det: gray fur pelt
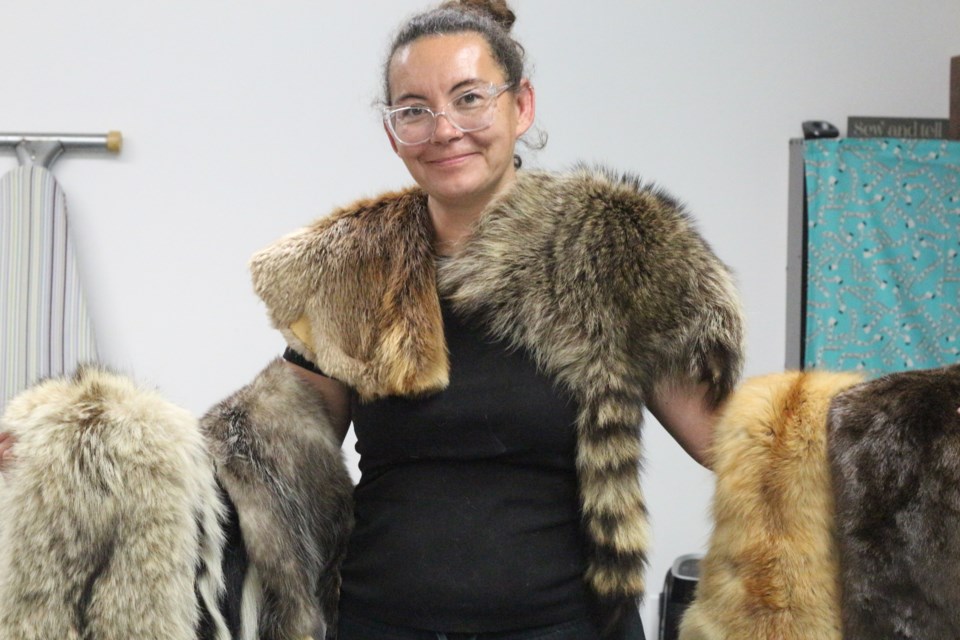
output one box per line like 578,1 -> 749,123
201,358 -> 354,640
249,166 -> 745,620
0,366 -> 229,640
827,363 -> 960,639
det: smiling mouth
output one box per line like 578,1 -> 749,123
428,153 -> 476,166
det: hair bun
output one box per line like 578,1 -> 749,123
445,0 -> 516,31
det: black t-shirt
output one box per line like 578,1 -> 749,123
290,299 -> 591,633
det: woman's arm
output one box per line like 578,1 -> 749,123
647,379 -> 723,469
284,362 -> 352,446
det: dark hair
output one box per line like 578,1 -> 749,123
382,0 -> 525,104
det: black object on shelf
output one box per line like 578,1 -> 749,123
802,120 -> 839,140
658,554 -> 701,640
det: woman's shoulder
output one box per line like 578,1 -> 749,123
249,184 -> 430,326
514,165 -> 691,223
310,184 -> 427,233
251,185 -> 425,264
500,165 -> 702,251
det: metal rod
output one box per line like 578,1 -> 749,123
0,131 -> 122,168
785,138 -> 806,370
951,55 -> 959,141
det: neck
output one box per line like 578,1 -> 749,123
428,170 -> 518,257
429,199 -> 484,257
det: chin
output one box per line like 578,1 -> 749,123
424,171 -> 489,202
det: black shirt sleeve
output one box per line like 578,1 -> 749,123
282,346 -> 326,377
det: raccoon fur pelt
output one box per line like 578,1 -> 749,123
679,370 -> 863,640
201,358 -> 354,640
0,366 -> 229,640
249,166 -> 745,618
828,363 -> 960,639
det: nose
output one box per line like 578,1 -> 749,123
430,112 -> 463,144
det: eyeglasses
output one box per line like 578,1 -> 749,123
383,82 -> 514,145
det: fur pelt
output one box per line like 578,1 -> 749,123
679,370 -> 862,640
201,358 -> 354,640
249,167 -> 745,615
0,366 -> 229,640
827,364 -> 960,639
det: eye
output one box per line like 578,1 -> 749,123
394,106 -> 430,122
453,90 -> 486,110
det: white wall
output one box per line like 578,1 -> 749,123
3,1 -> 958,634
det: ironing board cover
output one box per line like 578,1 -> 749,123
1,166 -> 98,411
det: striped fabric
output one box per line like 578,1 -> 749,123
1,166 -> 97,411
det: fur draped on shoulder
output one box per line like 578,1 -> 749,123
438,167 -> 743,404
679,370 -> 862,640
0,366 -> 228,640
249,166 -> 745,615
201,358 -> 354,640
438,167 -> 745,608
828,364 -> 960,639
250,188 -> 447,400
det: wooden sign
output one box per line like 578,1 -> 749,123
847,117 -> 949,139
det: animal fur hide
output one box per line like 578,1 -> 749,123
201,358 -> 354,640
249,166 -> 745,616
828,364 -> 960,639
679,370 -> 862,640
0,366 -> 229,640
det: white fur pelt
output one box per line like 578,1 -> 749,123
0,366 -> 229,640
201,358 -> 354,640
679,370 -> 862,640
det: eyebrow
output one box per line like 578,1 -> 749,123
393,78 -> 485,104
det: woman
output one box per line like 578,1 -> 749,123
1,1 -> 742,638
250,1 -> 744,638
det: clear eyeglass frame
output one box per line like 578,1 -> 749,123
383,82 -> 514,145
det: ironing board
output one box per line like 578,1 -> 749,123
0,132 -> 120,411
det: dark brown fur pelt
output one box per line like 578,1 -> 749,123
679,370 -> 862,640
201,358 -> 354,640
249,167 -> 745,621
827,364 -> 960,640
0,366 -> 229,640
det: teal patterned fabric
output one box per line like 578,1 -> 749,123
803,138 -> 960,374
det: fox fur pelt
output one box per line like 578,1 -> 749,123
0,366 -> 229,640
828,364 -> 960,639
201,358 -> 354,640
679,370 -> 863,640
249,166 -> 745,616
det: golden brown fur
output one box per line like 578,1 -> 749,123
679,371 -> 862,640
250,166 -> 745,622
250,190 -> 448,400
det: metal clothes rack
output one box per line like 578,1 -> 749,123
0,131 -> 122,168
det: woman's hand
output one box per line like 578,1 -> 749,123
0,431 -> 16,475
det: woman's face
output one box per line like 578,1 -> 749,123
386,32 -> 534,214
